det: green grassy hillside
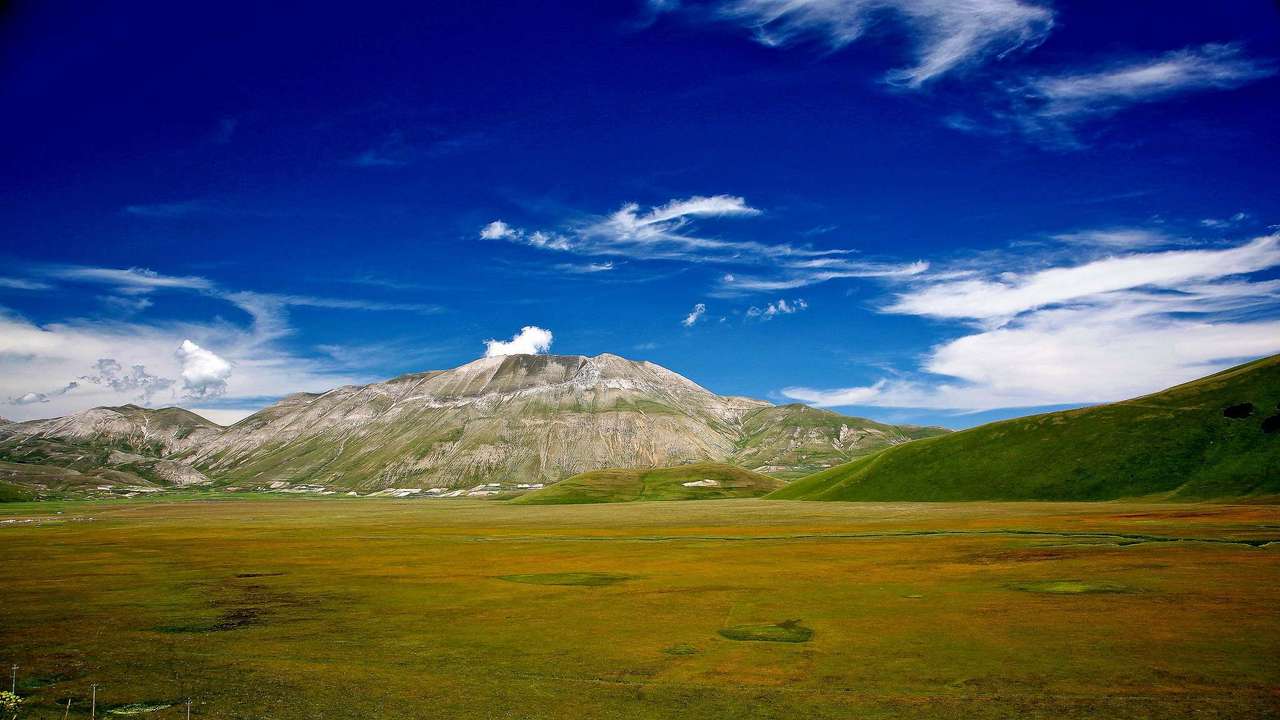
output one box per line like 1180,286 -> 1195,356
730,404 -> 948,478
771,354 -> 1280,502
511,463 -> 784,504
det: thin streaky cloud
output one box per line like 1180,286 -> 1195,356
122,199 -> 209,218
782,231 -> 1280,411
482,194 -> 926,293
0,277 -> 52,290
886,235 -> 1280,321
984,44 -> 1276,147
654,0 -> 1054,87
47,265 -> 214,292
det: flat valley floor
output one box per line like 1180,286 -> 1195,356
2,498 -> 1278,719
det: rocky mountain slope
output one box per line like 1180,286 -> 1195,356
1,353 -> 945,495
0,405 -> 219,499
772,354 -> 1280,502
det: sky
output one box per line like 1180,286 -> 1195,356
1,1 -> 1278,429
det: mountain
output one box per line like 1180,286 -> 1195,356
771,354 -> 1280,502
734,403 -> 948,478
0,405 -> 220,499
0,353 -> 945,496
511,463 -> 784,505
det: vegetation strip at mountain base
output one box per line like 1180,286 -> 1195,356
2,498 -> 1277,719
510,463 -> 783,504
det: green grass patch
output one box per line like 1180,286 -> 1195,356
661,644 -> 700,655
1010,580 -> 1133,595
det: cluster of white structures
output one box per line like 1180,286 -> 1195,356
246,480 -> 545,498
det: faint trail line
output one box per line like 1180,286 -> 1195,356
493,670 -> 1270,703
463,529 -> 1278,547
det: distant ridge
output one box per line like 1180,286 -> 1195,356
771,354 -> 1280,502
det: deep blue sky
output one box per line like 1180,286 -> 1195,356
2,1 -> 1278,427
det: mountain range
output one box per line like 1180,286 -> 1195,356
4,352 -> 1276,504
0,353 -> 945,499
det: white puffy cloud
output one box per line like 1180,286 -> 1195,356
747,297 -> 808,319
480,220 -> 516,240
656,0 -> 1054,86
484,326 -> 554,357
682,303 -> 707,327
784,232 -> 1280,411
80,358 -> 173,402
175,340 -> 233,399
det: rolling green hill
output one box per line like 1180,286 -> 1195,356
511,463 -> 784,504
730,404 -> 948,478
771,354 -> 1280,502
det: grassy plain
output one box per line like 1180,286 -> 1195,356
1,497 -> 1278,719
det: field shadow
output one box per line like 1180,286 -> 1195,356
497,572 -> 633,587
718,619 -> 813,643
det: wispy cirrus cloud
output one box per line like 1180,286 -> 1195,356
353,131 -> 415,167
957,44 -> 1277,147
784,232 -> 1280,411
352,129 -> 487,168
0,277 -> 52,291
122,200 -> 210,218
1201,211 -> 1249,230
885,235 -> 1280,322
1050,227 -> 1177,249
46,265 -> 214,293
481,194 -> 925,292
555,261 -> 616,274
653,0 -> 1053,86
717,256 -> 928,294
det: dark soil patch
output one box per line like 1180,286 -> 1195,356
967,549 -> 1070,564
153,607 -> 262,633
1262,414 -> 1280,434
498,572 -> 633,587
234,572 -> 287,578
719,619 -> 813,643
